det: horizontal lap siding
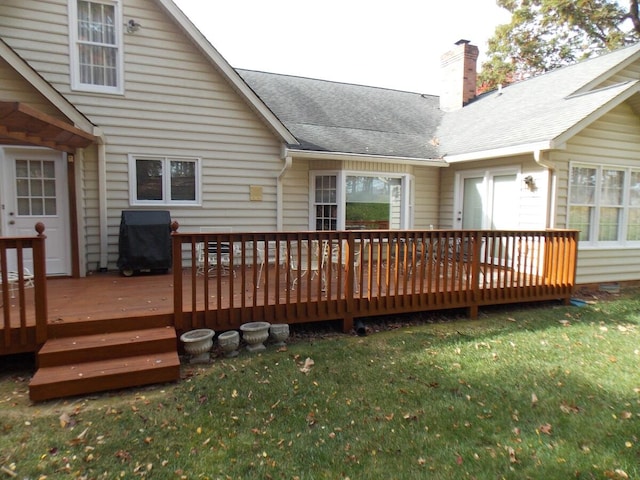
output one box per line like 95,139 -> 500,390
1,0 -> 283,270
556,102 -> 640,284
413,166 -> 440,228
0,59 -> 68,120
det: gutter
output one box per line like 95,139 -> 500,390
534,149 -> 557,229
276,154 -> 293,231
284,148 -> 447,167
444,141 -> 558,163
95,129 -> 108,271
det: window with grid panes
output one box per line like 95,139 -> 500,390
314,175 -> 337,230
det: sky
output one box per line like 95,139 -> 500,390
173,0 -> 512,95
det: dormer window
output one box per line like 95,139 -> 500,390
69,0 -> 123,94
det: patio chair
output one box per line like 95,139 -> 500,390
446,237 -> 485,281
0,267 -> 34,303
330,239 -> 364,291
287,240 -> 328,290
196,227 -> 239,277
255,241 -> 287,288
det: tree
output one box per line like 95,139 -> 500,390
478,0 -> 640,92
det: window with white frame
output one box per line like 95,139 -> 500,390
311,172 -> 410,230
69,0 -> 123,94
129,155 -> 201,206
568,164 -> 640,244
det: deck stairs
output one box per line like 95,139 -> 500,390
29,326 -> 181,402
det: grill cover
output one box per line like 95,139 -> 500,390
117,210 -> 171,274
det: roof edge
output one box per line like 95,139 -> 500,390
0,39 -> 94,132
572,43 -> 640,96
157,0 -> 298,146
285,148 -> 448,167
444,141 -> 558,163
553,81 -> 640,147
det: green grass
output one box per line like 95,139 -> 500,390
1,294 -> 639,479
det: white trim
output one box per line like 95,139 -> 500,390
288,148 -> 447,167
128,154 -> 202,206
572,44 -> 640,95
444,141 -> 557,163
68,0 -> 124,95
553,81 -> 640,147
568,161 -> 640,248
309,170 -> 413,230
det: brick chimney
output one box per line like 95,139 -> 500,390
440,39 -> 479,112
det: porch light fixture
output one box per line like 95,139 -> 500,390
126,19 -> 141,34
524,175 -> 536,191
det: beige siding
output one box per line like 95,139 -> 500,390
595,60 -> 640,88
413,166 -> 440,228
0,58 -> 69,119
552,101 -> 640,284
0,0 -> 284,271
283,160 -> 312,231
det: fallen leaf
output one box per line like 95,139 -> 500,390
531,393 -> 538,407
507,446 -> 518,463
59,412 -> 72,428
539,423 -> 552,435
299,357 -> 314,374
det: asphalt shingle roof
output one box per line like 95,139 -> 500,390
238,70 -> 443,159
238,43 -> 640,161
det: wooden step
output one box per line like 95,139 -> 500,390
29,351 -> 180,402
37,327 -> 177,367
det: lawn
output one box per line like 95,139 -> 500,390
0,291 -> 638,479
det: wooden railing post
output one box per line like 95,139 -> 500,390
343,233 -> 355,333
32,223 -> 48,345
171,221 -> 184,330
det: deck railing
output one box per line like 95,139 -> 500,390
0,223 -> 47,352
171,228 -> 578,333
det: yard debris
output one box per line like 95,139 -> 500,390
299,357 -> 314,374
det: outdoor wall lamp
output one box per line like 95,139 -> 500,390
524,175 -> 536,191
126,19 -> 141,34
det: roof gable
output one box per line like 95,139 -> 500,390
156,0 -> 297,146
439,43 -> 640,160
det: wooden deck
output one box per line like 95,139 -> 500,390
1,228 -> 578,401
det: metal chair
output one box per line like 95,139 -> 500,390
287,240 -> 328,290
196,227 -> 238,277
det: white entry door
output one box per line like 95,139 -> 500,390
1,148 -> 70,275
456,169 -> 520,268
456,169 -> 519,229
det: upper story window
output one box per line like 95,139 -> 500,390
129,155 -> 201,206
69,0 -> 123,94
568,163 -> 640,245
311,172 -> 411,230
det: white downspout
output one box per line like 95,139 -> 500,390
96,130 -> 108,270
277,154 -> 292,231
534,149 -> 556,228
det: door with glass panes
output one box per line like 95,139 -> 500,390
1,148 -> 70,275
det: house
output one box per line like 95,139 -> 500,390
1,1 -> 639,286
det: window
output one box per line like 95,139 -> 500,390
129,155 -> 201,206
569,164 -> 640,245
69,0 -> 123,94
314,175 -> 337,230
15,159 -> 57,216
312,172 -> 410,230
